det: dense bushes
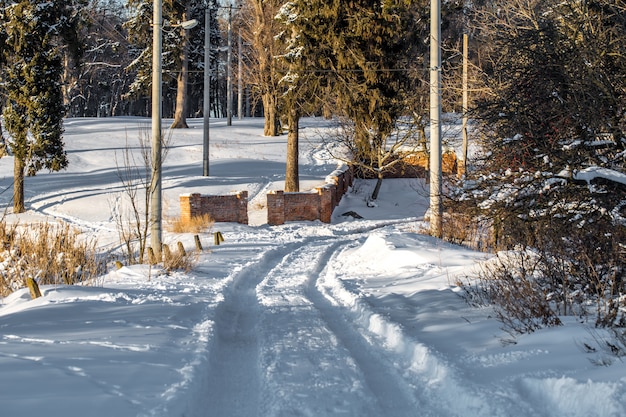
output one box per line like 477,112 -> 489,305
452,0 -> 626,332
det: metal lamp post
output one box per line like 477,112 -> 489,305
429,0 -> 443,238
151,0 -> 163,257
203,5 -> 211,176
151,0 -> 198,257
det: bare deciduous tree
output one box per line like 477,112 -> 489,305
239,0 -> 283,137
112,126 -> 173,264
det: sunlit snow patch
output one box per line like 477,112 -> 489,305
343,233 -> 428,274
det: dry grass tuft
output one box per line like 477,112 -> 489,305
167,214 -> 214,234
0,221 -> 105,297
162,243 -> 198,273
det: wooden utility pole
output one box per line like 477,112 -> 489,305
238,30 -> 243,120
203,5 -> 211,176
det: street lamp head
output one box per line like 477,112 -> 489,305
180,19 -> 199,30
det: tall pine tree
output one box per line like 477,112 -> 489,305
281,0 -> 429,197
1,0 -> 79,213
275,1 -> 327,191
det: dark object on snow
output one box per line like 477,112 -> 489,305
342,211 -> 364,219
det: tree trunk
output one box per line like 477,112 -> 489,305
250,0 -> 282,137
171,26 -> 190,129
371,172 -> 383,201
285,107 -> 299,192
13,156 -> 25,213
0,120 -> 3,155
262,92 -> 280,136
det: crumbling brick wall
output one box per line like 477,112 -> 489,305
180,165 -> 354,226
179,191 -> 248,225
267,165 -> 353,225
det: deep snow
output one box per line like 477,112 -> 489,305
0,117 -> 624,417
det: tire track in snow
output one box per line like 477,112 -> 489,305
255,239 -> 426,417
203,247 -> 286,417
202,240 -> 331,416
303,242 -> 432,417
317,244 -> 515,417
200,226 -> 388,417
256,241 -> 377,416
201,224 -> 435,416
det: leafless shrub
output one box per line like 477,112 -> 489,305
527,222 -> 625,328
471,251 -> 562,334
311,117 -> 426,201
112,126 -> 173,264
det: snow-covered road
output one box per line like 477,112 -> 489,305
187,221 -> 625,417
207,235 -> 422,417
168,219 -> 611,417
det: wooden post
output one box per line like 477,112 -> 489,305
163,244 -> 172,261
26,278 -> 42,299
194,235 -> 203,251
148,247 -> 157,265
177,241 -> 186,257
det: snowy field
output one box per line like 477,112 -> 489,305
0,117 -> 624,417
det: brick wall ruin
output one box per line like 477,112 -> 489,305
180,152 -> 468,227
179,191 -> 248,225
266,165 -> 353,225
401,150 -> 459,175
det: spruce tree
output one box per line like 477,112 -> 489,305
1,0 -> 76,213
281,0 -> 429,197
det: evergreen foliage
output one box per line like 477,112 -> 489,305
0,0 -> 80,212
460,0 -> 626,327
275,0 -> 430,196
281,0 -> 429,157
